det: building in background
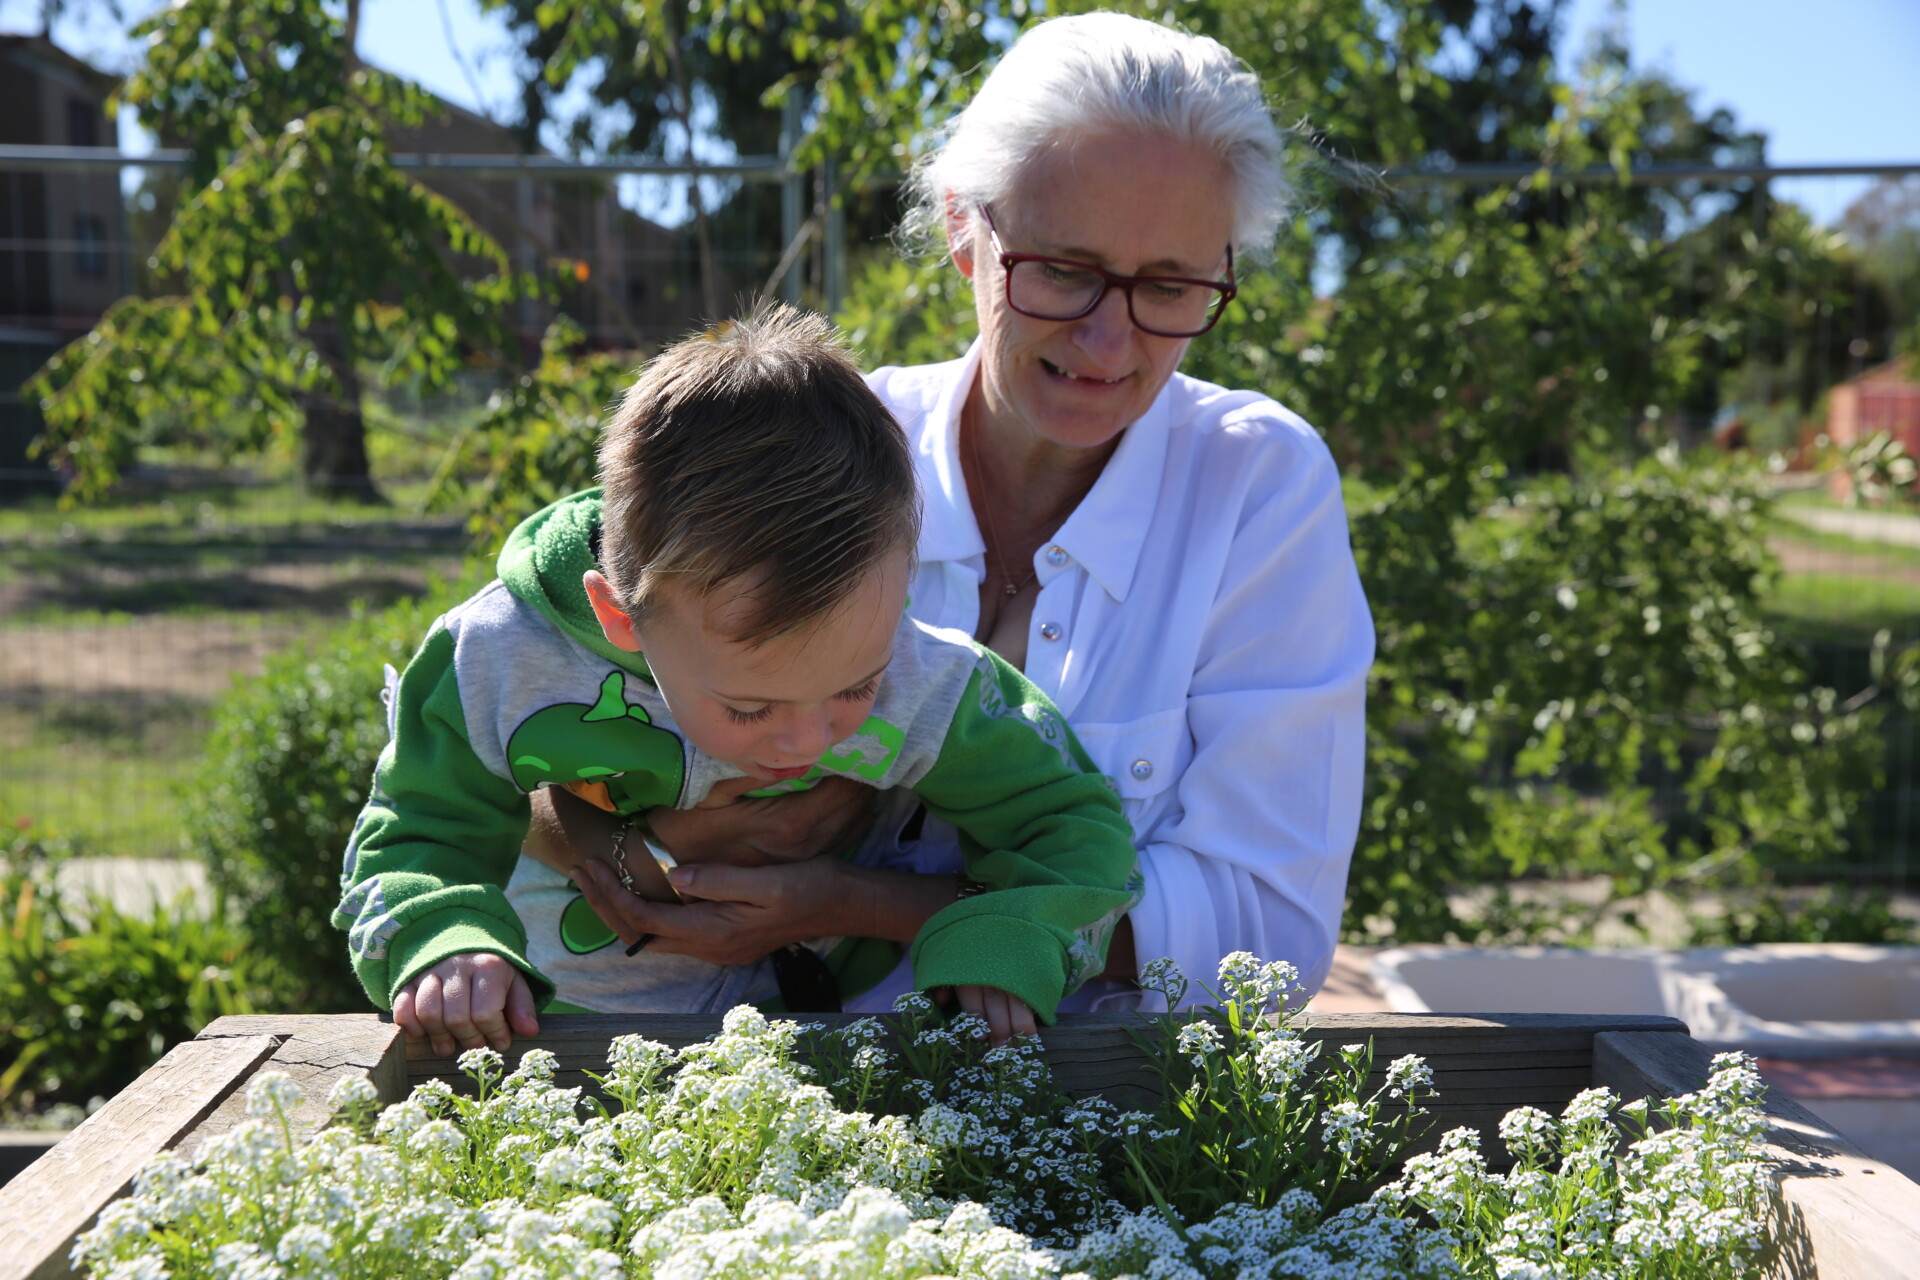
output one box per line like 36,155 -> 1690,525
386,97 -> 709,352
1828,358 -> 1920,456
0,34 -> 124,494
0,36 -> 713,497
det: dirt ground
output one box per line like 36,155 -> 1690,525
0,524 -> 467,701
0,561 -> 452,703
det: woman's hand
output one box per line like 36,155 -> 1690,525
524,779 -> 879,945
651,775 -> 877,866
573,859 -> 960,966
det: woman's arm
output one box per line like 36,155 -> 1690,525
555,847 -> 960,963
1130,427 -> 1373,1002
521,778 -> 880,937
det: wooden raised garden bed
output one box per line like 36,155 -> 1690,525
1,1011 -> 1916,1279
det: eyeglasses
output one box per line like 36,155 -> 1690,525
980,206 -> 1237,338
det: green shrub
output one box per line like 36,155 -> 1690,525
0,822 -> 265,1117
183,568 -> 485,1011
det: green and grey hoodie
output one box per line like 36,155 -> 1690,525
334,488 -> 1141,1021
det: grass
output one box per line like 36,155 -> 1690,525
1763,573 -> 1920,640
0,700 -> 207,858
1,457 -> 477,858
0,477 -> 448,542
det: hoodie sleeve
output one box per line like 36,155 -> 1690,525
906,653 -> 1141,1022
333,622 -> 553,1011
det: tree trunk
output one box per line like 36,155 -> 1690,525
300,319 -> 383,502
659,3 -> 722,320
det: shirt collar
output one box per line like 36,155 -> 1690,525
916,338 -> 1172,604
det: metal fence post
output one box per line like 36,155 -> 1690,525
824,152 -> 844,317
780,95 -> 804,307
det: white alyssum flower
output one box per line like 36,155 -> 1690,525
244,1072 -> 305,1120
1385,1054 -> 1434,1099
1320,1100 -> 1374,1158
61,960 -> 1776,1280
323,1074 -> 379,1113
1176,1020 -> 1223,1066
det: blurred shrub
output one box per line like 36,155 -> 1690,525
0,822 -> 263,1118
1834,431 -> 1919,508
183,569 -> 484,1011
1689,885 -> 1917,946
428,317 -> 637,548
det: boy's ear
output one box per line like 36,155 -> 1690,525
583,570 -> 642,652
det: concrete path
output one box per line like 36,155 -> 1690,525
51,857 -> 212,918
1778,504 -> 1920,548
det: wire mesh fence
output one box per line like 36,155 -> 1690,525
3,155 -> 1919,905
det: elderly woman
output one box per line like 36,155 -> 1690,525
526,12 -> 1372,1032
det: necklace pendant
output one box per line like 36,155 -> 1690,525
1004,582 -> 1020,597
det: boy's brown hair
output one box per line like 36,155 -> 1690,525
597,304 -> 920,646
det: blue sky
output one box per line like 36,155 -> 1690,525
5,0 -> 1916,226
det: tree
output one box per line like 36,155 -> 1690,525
28,0 -> 530,500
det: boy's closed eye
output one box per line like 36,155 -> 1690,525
722,675 -> 882,727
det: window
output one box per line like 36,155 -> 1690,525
67,99 -> 99,149
74,215 -> 106,278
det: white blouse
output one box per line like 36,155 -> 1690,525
850,341 -> 1375,1012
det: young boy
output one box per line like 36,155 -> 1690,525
334,305 -> 1141,1052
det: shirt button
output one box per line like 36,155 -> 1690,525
1130,759 -> 1154,781
1039,621 -> 1063,641
1045,545 -> 1069,566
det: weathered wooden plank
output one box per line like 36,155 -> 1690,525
1594,1030 -> 1920,1280
0,1034 -> 280,1280
179,1015 -> 408,1156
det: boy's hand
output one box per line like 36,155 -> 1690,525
394,953 -> 540,1058
946,985 -> 1039,1046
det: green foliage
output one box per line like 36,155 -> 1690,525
0,823 -> 264,1118
27,0 -> 534,499
184,569 -> 487,1010
1834,431 -> 1918,508
1688,885 -> 1917,946
430,318 -> 640,547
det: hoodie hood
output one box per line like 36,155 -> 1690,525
497,487 -> 653,678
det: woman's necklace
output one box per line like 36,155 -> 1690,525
965,411 -> 1037,599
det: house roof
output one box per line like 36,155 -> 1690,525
0,33 -> 119,96
1841,357 -> 1917,389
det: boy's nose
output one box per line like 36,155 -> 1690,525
774,707 -> 838,762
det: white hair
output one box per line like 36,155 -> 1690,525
906,13 -> 1288,258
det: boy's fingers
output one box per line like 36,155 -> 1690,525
437,967 -> 485,1056
985,989 -> 1015,1046
393,986 -> 422,1039
506,972 -> 541,1039
953,984 -> 988,1032
412,974 -> 457,1059
468,962 -> 516,1052
1010,997 -> 1039,1042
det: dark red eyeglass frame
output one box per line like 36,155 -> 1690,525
979,205 -> 1238,337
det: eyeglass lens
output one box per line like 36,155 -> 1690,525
1007,260 -> 1228,336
